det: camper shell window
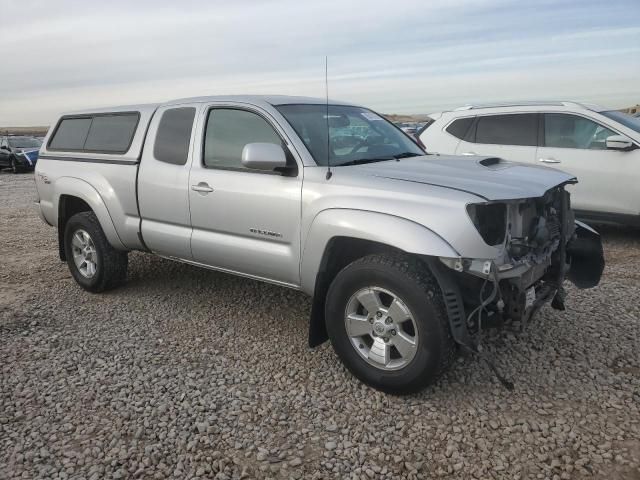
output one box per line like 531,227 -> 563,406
48,112 -> 140,154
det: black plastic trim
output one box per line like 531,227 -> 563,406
537,112 -> 545,147
38,155 -> 137,165
423,258 -> 473,347
566,222 -> 605,288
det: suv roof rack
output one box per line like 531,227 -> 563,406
454,100 -> 590,111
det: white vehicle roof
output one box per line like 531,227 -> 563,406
446,100 -> 608,114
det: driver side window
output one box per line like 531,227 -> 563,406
203,108 -> 282,170
544,114 -> 616,150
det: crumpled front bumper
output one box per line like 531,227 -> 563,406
437,218 -> 604,330
428,213 -> 605,390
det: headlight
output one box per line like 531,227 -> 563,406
467,203 -> 507,246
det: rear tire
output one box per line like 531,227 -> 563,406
64,211 -> 128,292
325,253 -> 455,394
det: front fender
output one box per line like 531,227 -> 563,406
300,208 -> 459,295
52,177 -> 126,250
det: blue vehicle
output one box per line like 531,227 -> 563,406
0,135 -> 42,173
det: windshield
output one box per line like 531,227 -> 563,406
600,111 -> 640,134
8,136 -> 42,148
276,104 -> 424,166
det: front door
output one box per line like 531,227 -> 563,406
538,113 -> 640,216
188,105 -> 303,287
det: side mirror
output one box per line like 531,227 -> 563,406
606,134 -> 635,151
241,143 -> 287,171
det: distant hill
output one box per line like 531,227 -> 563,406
0,126 -> 49,136
383,114 -> 432,123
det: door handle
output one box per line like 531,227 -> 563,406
191,183 -> 214,193
461,152 -> 477,156
539,158 -> 561,164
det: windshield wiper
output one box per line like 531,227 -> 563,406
336,157 -> 395,166
335,152 -> 423,167
392,152 -> 423,159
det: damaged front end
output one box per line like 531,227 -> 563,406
438,183 -> 604,338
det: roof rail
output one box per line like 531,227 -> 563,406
454,100 -> 590,111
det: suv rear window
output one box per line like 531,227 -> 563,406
445,117 -> 474,140
49,113 -> 139,153
475,114 -> 537,146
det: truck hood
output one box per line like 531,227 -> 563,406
353,155 -> 576,201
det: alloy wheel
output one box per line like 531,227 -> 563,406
71,229 -> 98,278
344,286 -> 419,371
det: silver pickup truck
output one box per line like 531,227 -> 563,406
35,95 -> 604,393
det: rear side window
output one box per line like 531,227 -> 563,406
203,108 -> 281,170
445,117 -> 474,140
49,113 -> 139,153
84,115 -> 139,152
49,118 -> 92,150
475,114 -> 537,146
153,107 -> 196,165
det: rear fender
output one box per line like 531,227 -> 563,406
54,177 -> 126,251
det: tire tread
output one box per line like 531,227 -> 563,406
347,253 -> 456,377
326,252 -> 456,394
65,211 -> 128,292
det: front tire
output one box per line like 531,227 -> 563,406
325,254 -> 455,394
64,211 -> 128,292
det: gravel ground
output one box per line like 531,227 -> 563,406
1,171 -> 639,480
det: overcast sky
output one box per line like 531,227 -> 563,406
1,0 -> 639,126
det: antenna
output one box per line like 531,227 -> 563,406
325,56 -> 332,180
